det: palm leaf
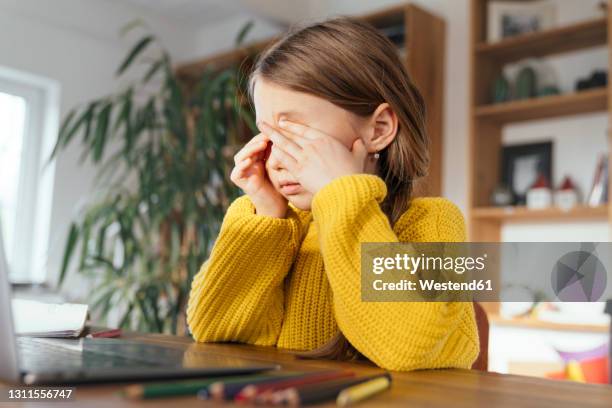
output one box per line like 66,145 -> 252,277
116,35 -> 154,76
58,223 -> 79,287
235,20 -> 254,46
143,58 -> 165,84
92,102 -> 112,162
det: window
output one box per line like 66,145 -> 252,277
0,67 -> 59,283
0,92 -> 26,268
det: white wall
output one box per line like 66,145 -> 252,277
0,0 -> 203,290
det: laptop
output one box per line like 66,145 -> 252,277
0,220 -> 277,385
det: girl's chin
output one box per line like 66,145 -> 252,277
286,194 -> 313,211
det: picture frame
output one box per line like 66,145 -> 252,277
488,0 -> 557,42
500,142 -> 553,205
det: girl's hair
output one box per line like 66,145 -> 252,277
247,17 -> 428,361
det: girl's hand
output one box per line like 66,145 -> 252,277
230,133 -> 288,218
259,120 -> 369,195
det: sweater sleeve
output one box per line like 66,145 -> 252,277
187,195 -> 302,346
311,174 -> 479,371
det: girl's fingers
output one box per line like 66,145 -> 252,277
260,122 -> 304,159
233,157 -> 258,180
232,157 -> 252,176
234,138 -> 269,164
277,119 -> 321,141
237,156 -> 252,169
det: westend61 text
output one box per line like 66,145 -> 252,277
372,279 -> 493,291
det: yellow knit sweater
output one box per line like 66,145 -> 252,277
187,174 -> 479,371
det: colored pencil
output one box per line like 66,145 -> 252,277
122,377 -> 227,399
336,373 -> 392,406
271,373 -> 391,406
200,372 -> 307,401
122,372 -> 299,400
234,370 -> 355,404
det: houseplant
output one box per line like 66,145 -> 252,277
52,22 -> 257,335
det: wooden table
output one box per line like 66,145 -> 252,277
2,332 -> 612,407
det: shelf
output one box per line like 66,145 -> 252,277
471,205 -> 608,222
475,18 -> 607,63
474,88 -> 608,124
489,314 -> 609,333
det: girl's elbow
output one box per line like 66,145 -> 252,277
370,348 -> 476,372
361,333 -> 480,372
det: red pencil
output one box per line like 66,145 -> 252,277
234,370 -> 354,404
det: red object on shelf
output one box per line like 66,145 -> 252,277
558,176 -> 576,191
531,173 -> 551,189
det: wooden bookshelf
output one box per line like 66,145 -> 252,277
472,205 -> 608,222
176,3 -> 446,197
475,17 -> 607,63
489,313 -> 609,333
469,1 -> 611,242
469,1 -> 612,315
475,87 -> 608,124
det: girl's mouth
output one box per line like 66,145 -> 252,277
279,182 -> 303,195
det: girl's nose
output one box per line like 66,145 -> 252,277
266,145 -> 285,171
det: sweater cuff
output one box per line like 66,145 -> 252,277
311,174 -> 387,219
223,195 -> 302,250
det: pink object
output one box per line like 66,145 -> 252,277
556,343 -> 608,363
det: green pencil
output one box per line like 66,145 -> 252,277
121,373 -> 301,400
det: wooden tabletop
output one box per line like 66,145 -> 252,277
2,332 -> 612,407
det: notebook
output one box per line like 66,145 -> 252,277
12,299 -> 89,338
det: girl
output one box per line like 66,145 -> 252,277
187,17 -> 479,371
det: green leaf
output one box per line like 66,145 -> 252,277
143,59 -> 165,84
112,88 -> 133,133
93,102 -> 112,162
118,303 -> 134,328
116,35 -> 154,76
58,223 -> 79,287
83,102 -> 99,143
62,103 -> 96,149
49,110 -> 77,160
235,20 -> 254,47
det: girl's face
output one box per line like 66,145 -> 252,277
253,79 -> 368,210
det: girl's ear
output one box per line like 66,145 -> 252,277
363,103 -> 398,152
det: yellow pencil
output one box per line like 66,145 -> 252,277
336,373 -> 392,406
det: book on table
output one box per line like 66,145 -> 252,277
12,299 -> 89,338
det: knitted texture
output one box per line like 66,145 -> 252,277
187,174 -> 479,371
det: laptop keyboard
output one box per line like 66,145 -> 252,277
17,337 -> 158,372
